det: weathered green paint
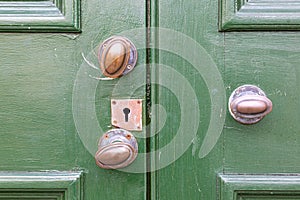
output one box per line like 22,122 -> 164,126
224,32 -> 300,174
1,0 -> 300,199
152,0 -> 300,200
152,0 -> 224,199
0,0 -> 146,199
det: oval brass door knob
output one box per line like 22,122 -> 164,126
95,129 -> 138,169
229,85 -> 273,124
98,36 -> 137,78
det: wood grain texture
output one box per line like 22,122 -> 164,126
67,0 -> 147,198
0,34 -> 77,170
2,0 -> 300,199
155,1 -> 300,200
0,0 -> 146,199
224,32 -> 300,173
153,0 -> 224,199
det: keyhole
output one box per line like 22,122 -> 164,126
123,108 -> 130,122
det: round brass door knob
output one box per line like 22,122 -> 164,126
228,85 -> 273,124
98,36 -> 137,78
95,129 -> 138,169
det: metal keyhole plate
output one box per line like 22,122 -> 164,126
95,129 -> 138,169
111,99 -> 142,131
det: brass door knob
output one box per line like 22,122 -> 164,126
98,36 -> 137,78
228,85 -> 273,124
95,129 -> 138,169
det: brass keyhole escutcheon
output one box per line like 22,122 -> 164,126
98,36 -> 137,78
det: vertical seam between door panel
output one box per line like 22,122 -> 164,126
146,0 -> 152,199
222,32 -> 226,175
146,0 -> 159,199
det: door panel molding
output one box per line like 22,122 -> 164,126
0,171 -> 83,199
0,0 -> 81,32
218,173 -> 300,199
219,0 -> 300,31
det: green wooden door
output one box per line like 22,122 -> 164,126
0,0 -> 147,199
153,0 -> 300,200
1,0 -> 300,199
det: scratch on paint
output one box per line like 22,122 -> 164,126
268,88 -> 287,96
81,52 -> 115,80
192,167 -> 202,193
192,137 -> 200,156
88,74 -> 114,81
60,34 -> 80,40
81,52 -> 99,70
223,126 -> 242,131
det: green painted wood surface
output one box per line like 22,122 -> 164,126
1,0 -> 300,199
153,0 -> 224,199
0,0 -> 146,199
224,33 -> 300,174
153,0 -> 300,200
